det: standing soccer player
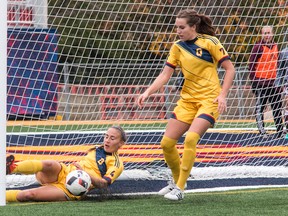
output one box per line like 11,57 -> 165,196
137,9 -> 235,201
6,126 -> 126,202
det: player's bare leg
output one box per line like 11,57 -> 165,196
15,186 -> 67,202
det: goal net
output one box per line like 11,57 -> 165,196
6,0 -> 288,190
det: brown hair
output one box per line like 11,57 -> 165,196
110,125 -> 127,142
177,9 -> 216,36
88,126 -> 127,152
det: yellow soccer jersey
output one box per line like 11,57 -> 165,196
166,34 -> 230,102
79,145 -> 124,186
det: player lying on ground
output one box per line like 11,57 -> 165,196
6,125 -> 126,202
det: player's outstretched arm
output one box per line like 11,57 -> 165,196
137,65 -> 174,109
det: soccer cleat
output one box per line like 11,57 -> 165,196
158,181 -> 176,196
6,155 -> 16,175
164,186 -> 184,201
158,181 -> 188,196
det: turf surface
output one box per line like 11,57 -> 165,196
3,187 -> 288,216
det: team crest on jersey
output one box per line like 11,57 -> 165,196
196,48 -> 202,57
97,158 -> 105,165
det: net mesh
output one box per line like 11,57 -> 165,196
6,0 -> 288,188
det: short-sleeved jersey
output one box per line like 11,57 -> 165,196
166,34 -> 230,102
79,145 -> 124,186
46,145 -> 124,200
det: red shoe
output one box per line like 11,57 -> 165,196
6,155 -> 16,175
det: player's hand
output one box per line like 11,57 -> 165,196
214,94 -> 227,114
137,92 -> 149,109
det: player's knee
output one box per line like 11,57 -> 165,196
42,160 -> 54,168
18,190 -> 38,201
160,136 -> 177,152
184,132 -> 200,149
42,160 -> 59,171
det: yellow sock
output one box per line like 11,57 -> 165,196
13,160 -> 43,174
161,135 -> 180,183
6,190 -> 21,202
177,132 -> 200,190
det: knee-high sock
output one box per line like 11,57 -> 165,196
161,136 -> 180,183
177,132 -> 200,190
6,190 -> 21,202
13,160 -> 43,174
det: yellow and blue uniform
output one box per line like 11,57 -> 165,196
48,145 -> 124,200
166,34 -> 230,125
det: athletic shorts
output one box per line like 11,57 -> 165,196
171,98 -> 219,126
46,163 -> 81,201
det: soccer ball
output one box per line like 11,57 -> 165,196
65,170 -> 92,196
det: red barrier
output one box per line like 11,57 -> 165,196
57,85 -> 167,120
8,6 -> 33,27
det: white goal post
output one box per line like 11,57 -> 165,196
0,0 -> 7,207
3,0 -> 288,201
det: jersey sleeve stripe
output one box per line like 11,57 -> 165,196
103,176 -> 112,185
165,62 -> 176,69
218,55 -> 230,66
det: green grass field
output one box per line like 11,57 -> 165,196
2,188 -> 288,216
